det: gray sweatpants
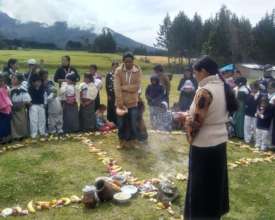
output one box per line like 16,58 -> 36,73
48,113 -> 63,134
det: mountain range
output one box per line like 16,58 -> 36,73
0,11 -> 156,52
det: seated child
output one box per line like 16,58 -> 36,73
255,97 -> 273,151
96,104 -> 116,132
0,74 -> 12,144
155,101 -> 174,131
28,74 -> 47,138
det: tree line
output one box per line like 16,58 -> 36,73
156,6 -> 275,65
0,28 -> 160,55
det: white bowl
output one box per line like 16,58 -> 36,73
113,192 -> 131,204
121,185 -> 138,196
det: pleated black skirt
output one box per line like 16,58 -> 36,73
184,143 -> 229,220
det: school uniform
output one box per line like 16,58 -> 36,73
28,85 -> 47,138
79,82 -> 98,132
244,92 -> 260,143
0,86 -> 12,141
106,71 -> 117,124
10,85 -> 31,139
60,83 -> 79,133
255,106 -> 273,150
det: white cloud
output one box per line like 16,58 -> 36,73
0,0 -> 274,46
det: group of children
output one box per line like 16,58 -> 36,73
224,71 -> 275,151
0,60 -> 116,144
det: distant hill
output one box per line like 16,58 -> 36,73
0,11 -> 157,52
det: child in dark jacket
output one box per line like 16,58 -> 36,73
255,97 -> 273,150
28,74 -> 47,138
145,75 -> 165,129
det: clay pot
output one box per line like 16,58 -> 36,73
82,185 -> 98,209
95,179 -> 115,202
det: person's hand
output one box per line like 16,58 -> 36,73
173,112 -> 188,120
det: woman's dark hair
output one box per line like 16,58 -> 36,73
193,56 -> 239,114
90,64 -> 98,71
63,55 -> 71,62
3,58 -> 17,72
123,51 -> 134,61
7,58 -> 17,68
193,56 -> 219,75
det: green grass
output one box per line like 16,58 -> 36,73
0,49 -> 154,76
0,49 -> 275,219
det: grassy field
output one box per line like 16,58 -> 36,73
0,50 -> 275,220
0,49 -> 155,76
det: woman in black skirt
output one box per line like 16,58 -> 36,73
181,56 -> 238,220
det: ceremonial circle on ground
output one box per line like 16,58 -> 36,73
1,130 -> 275,219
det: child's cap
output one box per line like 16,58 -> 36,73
27,58 -> 37,65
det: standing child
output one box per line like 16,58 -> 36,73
39,70 -> 55,131
233,77 -> 250,139
10,74 -> 31,140
177,69 -> 197,111
28,74 -> 47,138
244,81 -> 260,144
145,75 -> 165,129
89,64 -> 103,110
268,81 -> 275,147
60,73 -> 79,133
96,104 -> 116,132
0,74 -> 12,144
255,97 -> 273,151
79,73 -> 98,132
106,61 -> 119,124
47,86 -> 63,135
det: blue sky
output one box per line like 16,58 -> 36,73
0,0 -> 274,46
